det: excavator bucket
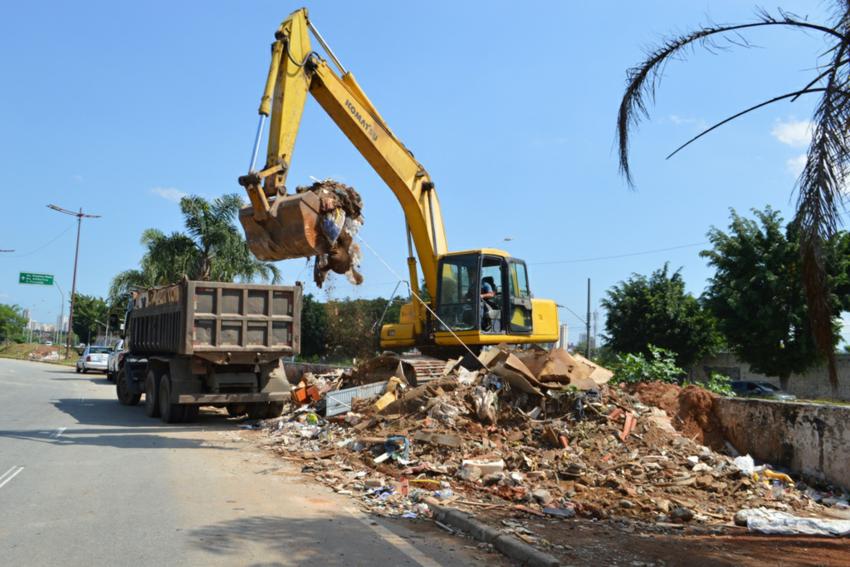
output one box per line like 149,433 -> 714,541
239,191 -> 329,262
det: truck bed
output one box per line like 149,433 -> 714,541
128,280 -> 302,363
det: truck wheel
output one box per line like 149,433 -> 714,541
158,374 -> 186,423
246,403 -> 268,420
144,370 -> 160,418
266,402 -> 285,418
226,404 -> 247,417
183,405 -> 200,422
116,369 -> 141,406
106,370 -> 115,383
75,366 -> 81,374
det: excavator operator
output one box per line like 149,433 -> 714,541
481,276 -> 499,332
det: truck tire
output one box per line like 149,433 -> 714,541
116,369 -> 141,406
246,403 -> 268,420
226,404 -> 247,417
144,370 -> 160,418
158,374 -> 186,423
106,370 -> 115,383
266,402 -> 285,418
182,404 -> 200,422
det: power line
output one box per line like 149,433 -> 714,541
4,224 -> 75,258
530,241 -> 709,266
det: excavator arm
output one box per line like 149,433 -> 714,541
239,8 -> 446,311
239,8 -> 561,351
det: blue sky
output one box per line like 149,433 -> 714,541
0,1 -> 838,340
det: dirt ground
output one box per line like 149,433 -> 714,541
477,511 -> 850,566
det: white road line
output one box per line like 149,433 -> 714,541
346,507 -> 442,567
0,466 -> 23,490
51,427 -> 66,439
0,467 -> 17,484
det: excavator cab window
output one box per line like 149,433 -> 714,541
508,260 -> 533,333
436,254 -> 511,333
436,255 -> 479,331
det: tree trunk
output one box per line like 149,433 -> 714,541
827,357 -> 839,397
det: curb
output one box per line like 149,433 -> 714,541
424,497 -> 561,567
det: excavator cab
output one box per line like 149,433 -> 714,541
380,249 -> 557,353
434,250 -> 534,337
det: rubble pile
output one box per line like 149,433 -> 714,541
260,346 -> 846,531
629,381 -> 727,449
294,180 -> 364,288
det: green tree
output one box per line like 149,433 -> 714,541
616,6 -> 850,388
110,194 -> 280,300
300,294 -> 329,359
71,293 -> 109,344
0,304 -> 28,343
701,207 -> 848,390
323,297 -> 398,361
602,263 -> 719,368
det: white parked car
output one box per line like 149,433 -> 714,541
106,340 -> 126,382
76,345 -> 111,374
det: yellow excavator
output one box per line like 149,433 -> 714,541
238,8 -> 559,355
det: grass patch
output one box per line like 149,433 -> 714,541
0,343 -> 77,366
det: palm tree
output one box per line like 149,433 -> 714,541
110,194 -> 280,301
617,6 -> 850,391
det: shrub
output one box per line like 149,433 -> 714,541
610,345 -> 684,385
690,372 -> 735,397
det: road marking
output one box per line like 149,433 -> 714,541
0,466 -> 23,490
346,507 -> 442,567
50,427 -> 66,439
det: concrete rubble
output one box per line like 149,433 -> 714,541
256,345 -> 850,553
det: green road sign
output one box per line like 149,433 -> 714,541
19,272 -> 54,286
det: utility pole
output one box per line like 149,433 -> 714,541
592,310 -> 599,356
585,278 -> 591,359
48,205 -> 101,359
54,281 -> 65,349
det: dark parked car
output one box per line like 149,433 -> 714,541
730,380 -> 796,401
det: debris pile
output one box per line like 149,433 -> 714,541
294,180 -> 364,288
629,381 -> 727,449
260,346 -> 846,532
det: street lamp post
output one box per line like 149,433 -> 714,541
47,205 -> 101,359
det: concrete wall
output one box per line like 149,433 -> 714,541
716,397 -> 850,490
691,352 -> 850,401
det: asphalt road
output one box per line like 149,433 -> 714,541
0,358 -> 505,566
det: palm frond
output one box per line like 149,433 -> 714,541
618,12 -> 847,185
665,88 -> 827,160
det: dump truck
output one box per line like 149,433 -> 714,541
114,279 -> 302,423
